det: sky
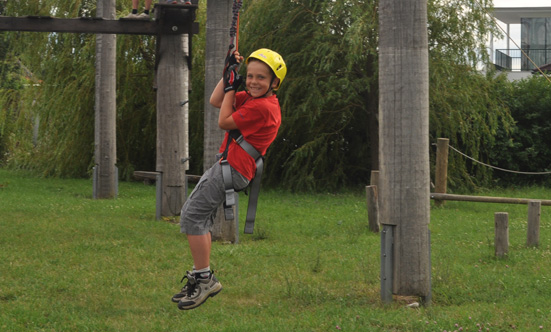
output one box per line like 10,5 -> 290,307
490,1 -> 550,58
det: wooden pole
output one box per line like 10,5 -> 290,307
367,170 -> 380,232
379,0 -> 431,299
494,212 -> 509,258
205,0 -> 236,242
366,185 -> 379,233
94,0 -> 117,199
370,170 -> 380,187
434,138 -> 449,206
527,200 -> 541,247
156,32 -> 188,216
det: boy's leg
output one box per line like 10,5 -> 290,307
171,233 -> 212,303
125,0 -> 140,18
174,161 -> 227,309
144,0 -> 153,11
187,233 -> 211,270
136,0 -> 152,19
177,232 -> 222,310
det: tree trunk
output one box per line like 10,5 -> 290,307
156,32 -> 189,216
94,0 -> 117,199
204,1 -> 236,242
378,0 -> 431,298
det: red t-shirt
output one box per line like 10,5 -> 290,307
218,91 -> 281,180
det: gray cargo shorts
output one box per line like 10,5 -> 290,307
180,160 -> 249,235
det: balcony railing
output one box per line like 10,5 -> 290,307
495,49 -> 551,71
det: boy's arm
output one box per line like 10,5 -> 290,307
209,78 -> 225,108
218,91 -> 238,130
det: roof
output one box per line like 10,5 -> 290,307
532,63 -> 551,73
492,7 -> 551,24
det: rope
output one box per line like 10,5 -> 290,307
472,0 -> 551,84
448,144 -> 551,175
229,0 -> 243,50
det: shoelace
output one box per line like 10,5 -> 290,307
186,279 -> 198,297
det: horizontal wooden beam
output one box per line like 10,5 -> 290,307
430,193 -> 551,206
0,4 -> 199,35
0,16 -> 158,35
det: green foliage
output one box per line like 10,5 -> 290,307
427,0 -> 515,191
238,0 -> 513,191
490,75 -> 551,186
0,0 -> 538,192
240,0 -> 378,191
429,65 -> 514,191
0,1 -> 207,179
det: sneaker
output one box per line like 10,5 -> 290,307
136,12 -> 150,20
177,271 -> 222,310
124,13 -> 139,19
171,272 -> 192,303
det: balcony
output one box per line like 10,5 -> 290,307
495,49 -> 551,72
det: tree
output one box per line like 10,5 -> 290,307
491,75 -> 551,186
0,0 -> 519,195
427,0 -> 513,191
0,0 -> 158,179
238,0 -> 511,192
239,0 -> 379,191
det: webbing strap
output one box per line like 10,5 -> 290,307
221,159 -> 235,220
220,131 -> 264,234
244,157 -> 263,234
234,134 -> 261,161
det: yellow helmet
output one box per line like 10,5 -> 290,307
246,48 -> 287,91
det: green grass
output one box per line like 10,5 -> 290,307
1,169 -> 550,331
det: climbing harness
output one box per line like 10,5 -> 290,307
220,129 -> 264,234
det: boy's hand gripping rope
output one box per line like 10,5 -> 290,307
223,64 -> 243,93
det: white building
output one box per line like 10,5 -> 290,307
490,6 -> 551,80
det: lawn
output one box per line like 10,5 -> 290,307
0,169 -> 550,331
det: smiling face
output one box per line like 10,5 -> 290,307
245,60 -> 279,98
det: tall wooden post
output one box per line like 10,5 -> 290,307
495,212 -> 509,258
435,138 -> 449,206
527,200 -> 541,247
94,0 -> 117,199
204,0 -> 236,242
156,31 -> 189,216
379,0 -> 431,301
366,170 -> 380,233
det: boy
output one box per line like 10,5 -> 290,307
172,48 -> 287,310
